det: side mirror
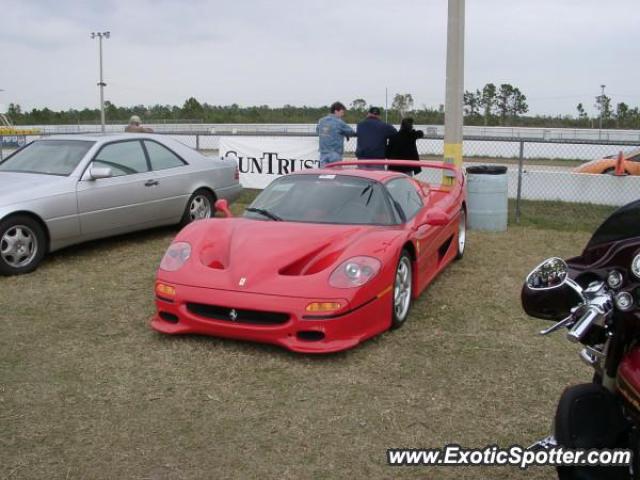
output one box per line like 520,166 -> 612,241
89,166 -> 112,180
214,199 -> 233,217
425,208 -> 449,226
526,257 -> 568,290
522,257 -> 585,321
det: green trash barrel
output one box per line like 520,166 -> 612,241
465,165 -> 508,232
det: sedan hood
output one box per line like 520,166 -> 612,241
166,218 -> 403,297
0,172 -> 73,206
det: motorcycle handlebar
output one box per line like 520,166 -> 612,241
566,307 -> 601,344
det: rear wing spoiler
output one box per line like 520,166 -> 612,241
324,159 -> 464,183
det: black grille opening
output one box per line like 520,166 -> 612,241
296,330 -> 325,342
159,311 -> 179,323
186,303 -> 289,325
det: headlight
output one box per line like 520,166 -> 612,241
329,256 -> 381,288
607,270 -> 623,289
160,241 -> 191,271
632,254 -> 640,279
615,291 -> 634,311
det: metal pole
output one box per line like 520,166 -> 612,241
385,87 -> 388,123
598,84 -> 605,132
443,0 -> 465,185
91,31 -> 109,132
515,141 -> 524,224
98,35 -> 105,133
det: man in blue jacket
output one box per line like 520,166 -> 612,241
356,107 -> 397,162
316,102 -> 355,167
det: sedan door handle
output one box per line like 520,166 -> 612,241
145,180 -> 159,187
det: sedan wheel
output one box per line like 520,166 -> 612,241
0,215 -> 46,275
391,250 -> 413,329
181,189 -> 215,226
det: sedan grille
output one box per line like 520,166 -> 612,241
186,303 -> 290,325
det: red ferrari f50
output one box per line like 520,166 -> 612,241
151,160 -> 466,353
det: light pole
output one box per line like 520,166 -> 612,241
598,84 -> 606,130
443,0 -> 465,185
90,31 -> 110,132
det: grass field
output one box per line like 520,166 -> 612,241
1,197 -> 601,479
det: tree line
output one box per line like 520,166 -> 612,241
5,86 -> 640,129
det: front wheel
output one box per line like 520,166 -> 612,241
0,215 -> 47,276
391,250 -> 413,329
455,208 -> 466,260
180,189 -> 215,227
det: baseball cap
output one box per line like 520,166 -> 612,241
368,106 -> 381,115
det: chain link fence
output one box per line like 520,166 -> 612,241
1,129 -> 638,232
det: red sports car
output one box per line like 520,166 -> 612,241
151,160 -> 466,353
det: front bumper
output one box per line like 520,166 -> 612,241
150,283 -> 391,353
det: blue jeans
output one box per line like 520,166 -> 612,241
319,151 -> 342,167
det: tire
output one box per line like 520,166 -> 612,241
455,208 -> 466,260
391,250 -> 413,329
0,215 -> 47,276
180,189 -> 215,227
555,383 -> 631,480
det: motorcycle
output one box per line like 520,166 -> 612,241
522,200 -> 640,479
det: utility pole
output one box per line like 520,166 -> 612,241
598,84 -> 606,130
443,0 -> 465,185
385,87 -> 388,123
90,31 -> 110,133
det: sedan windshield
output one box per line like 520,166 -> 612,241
0,140 -> 95,176
244,174 -> 397,225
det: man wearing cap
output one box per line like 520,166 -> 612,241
125,115 -> 154,133
355,107 -> 397,162
316,101 -> 355,167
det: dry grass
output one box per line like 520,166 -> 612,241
1,204 -> 595,479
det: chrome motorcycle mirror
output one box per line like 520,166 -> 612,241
526,257 -> 569,290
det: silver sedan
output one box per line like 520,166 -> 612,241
0,133 -> 241,275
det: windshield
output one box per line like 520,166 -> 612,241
244,174 -> 397,225
0,140 -> 95,176
585,199 -> 640,250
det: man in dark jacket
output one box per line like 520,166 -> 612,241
355,107 -> 397,161
386,117 -> 424,175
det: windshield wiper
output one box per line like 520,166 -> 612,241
245,207 -> 283,221
360,184 -> 374,205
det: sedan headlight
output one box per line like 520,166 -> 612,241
160,242 -> 191,271
329,256 -> 381,288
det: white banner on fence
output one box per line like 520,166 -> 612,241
219,136 -> 320,189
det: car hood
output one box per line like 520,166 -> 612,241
164,218 -> 404,298
0,172 -> 73,206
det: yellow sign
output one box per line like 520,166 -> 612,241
443,142 -> 463,185
0,127 -> 40,135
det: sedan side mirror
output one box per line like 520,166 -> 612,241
425,208 -> 449,226
214,199 -> 233,217
89,166 -> 113,180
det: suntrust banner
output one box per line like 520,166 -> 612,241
219,136 -> 320,189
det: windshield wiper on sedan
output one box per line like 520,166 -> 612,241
245,207 -> 283,221
359,184 -> 374,205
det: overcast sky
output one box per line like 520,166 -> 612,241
1,0 -> 638,116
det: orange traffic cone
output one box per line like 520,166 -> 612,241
615,151 -> 626,176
